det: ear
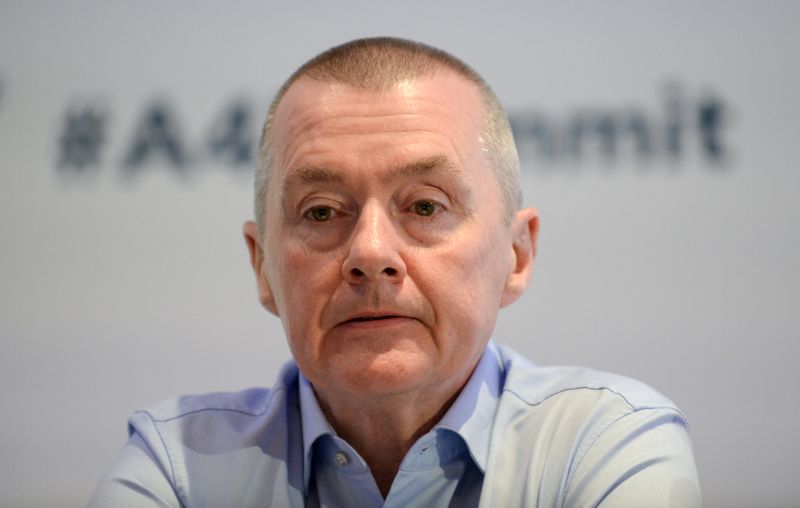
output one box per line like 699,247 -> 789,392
500,207 -> 540,308
243,221 -> 279,316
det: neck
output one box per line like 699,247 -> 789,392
314,382 -> 465,497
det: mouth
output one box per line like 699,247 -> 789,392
346,314 -> 402,323
336,313 -> 416,330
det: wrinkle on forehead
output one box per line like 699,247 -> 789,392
272,74 -> 483,155
282,154 -> 459,192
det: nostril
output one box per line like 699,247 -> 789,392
383,267 -> 397,276
351,268 -> 365,277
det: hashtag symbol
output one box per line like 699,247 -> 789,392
58,107 -> 106,170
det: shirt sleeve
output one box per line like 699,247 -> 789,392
564,408 -> 702,508
88,431 -> 182,508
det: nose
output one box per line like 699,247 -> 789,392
342,203 -> 406,285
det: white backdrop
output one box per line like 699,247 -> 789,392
1,2 -> 798,507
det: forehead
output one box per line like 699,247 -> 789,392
269,71 -> 487,181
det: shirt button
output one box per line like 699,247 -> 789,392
334,451 -> 349,466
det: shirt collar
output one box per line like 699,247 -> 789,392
435,341 -> 502,473
298,372 -> 335,496
297,342 -> 504,492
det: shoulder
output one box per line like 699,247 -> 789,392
133,360 -> 300,427
128,360 -> 302,462
494,343 -> 683,416
482,345 -> 700,507
99,360 -> 306,506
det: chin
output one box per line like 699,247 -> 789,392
331,348 -> 434,397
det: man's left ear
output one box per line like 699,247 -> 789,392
501,207 -> 539,308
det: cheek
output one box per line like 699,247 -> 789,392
448,228 -> 510,295
272,241 -> 342,335
417,230 -> 509,342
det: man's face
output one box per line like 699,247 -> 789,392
246,71 -> 536,403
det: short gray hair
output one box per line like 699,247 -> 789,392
255,37 -> 521,232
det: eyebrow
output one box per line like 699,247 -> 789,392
283,155 -> 460,193
283,165 -> 344,189
386,155 -> 460,182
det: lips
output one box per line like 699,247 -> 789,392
346,314 -> 401,323
335,312 -> 418,331
325,300 -> 427,332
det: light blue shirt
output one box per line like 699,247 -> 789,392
90,343 -> 702,507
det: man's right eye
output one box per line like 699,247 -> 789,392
305,206 -> 334,222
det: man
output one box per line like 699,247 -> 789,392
91,37 -> 701,507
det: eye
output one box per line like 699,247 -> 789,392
305,206 -> 335,222
411,200 -> 438,217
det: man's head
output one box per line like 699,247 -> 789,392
244,37 -> 538,406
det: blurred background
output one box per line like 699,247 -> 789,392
1,1 -> 798,506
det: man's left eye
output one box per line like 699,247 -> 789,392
411,200 -> 438,216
